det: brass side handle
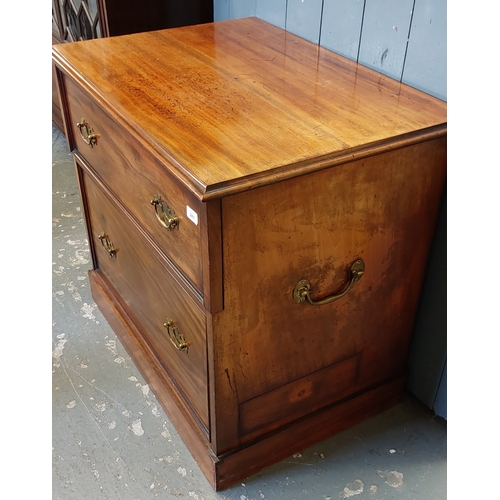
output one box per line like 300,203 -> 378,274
98,232 -> 117,258
163,319 -> 189,352
76,118 -> 98,148
151,194 -> 179,231
293,259 -> 365,306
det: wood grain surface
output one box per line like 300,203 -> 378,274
212,136 -> 446,453
81,163 -> 210,431
64,75 -> 205,292
52,17 -> 446,199
53,17 -> 448,489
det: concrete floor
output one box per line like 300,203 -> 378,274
52,123 -> 446,499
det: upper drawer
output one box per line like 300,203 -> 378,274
82,166 -> 209,433
62,74 -> 204,293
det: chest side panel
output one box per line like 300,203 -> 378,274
213,136 -> 446,452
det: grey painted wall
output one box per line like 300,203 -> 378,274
213,0 -> 447,418
214,0 -> 447,100
358,0 -> 414,81
403,0 -> 447,100
320,0 -> 365,61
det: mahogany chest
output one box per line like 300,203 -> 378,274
52,17 -> 447,490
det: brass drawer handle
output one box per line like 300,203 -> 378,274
151,194 -> 179,231
163,319 -> 189,352
293,259 -> 365,306
76,118 -> 98,148
98,232 -> 117,258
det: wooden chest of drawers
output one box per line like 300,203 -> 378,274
53,17 -> 447,490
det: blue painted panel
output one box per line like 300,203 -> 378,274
214,0 -> 231,21
286,0 -> 324,44
402,0 -> 447,100
433,361 -> 447,420
358,0 -> 414,80
320,0 -> 365,61
256,0 -> 287,29
407,187 -> 446,412
230,0 -> 257,19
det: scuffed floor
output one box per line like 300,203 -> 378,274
52,123 -> 446,499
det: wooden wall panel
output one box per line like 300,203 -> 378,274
230,0 -> 256,20
357,0 -> 414,80
320,0 -> 365,61
402,0 -> 447,100
286,0 -> 324,44
256,0 -> 287,29
214,0 -> 230,21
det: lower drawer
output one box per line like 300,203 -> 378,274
81,164 -> 209,432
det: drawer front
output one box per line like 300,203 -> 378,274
82,167 -> 209,431
64,75 -> 204,293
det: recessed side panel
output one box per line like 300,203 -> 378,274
213,137 -> 446,453
239,353 -> 361,438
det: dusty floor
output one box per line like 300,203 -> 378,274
52,123 -> 446,499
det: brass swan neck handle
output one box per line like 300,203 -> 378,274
293,259 -> 365,306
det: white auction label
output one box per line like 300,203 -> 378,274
186,205 -> 199,225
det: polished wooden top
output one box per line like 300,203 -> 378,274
53,17 -> 447,199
